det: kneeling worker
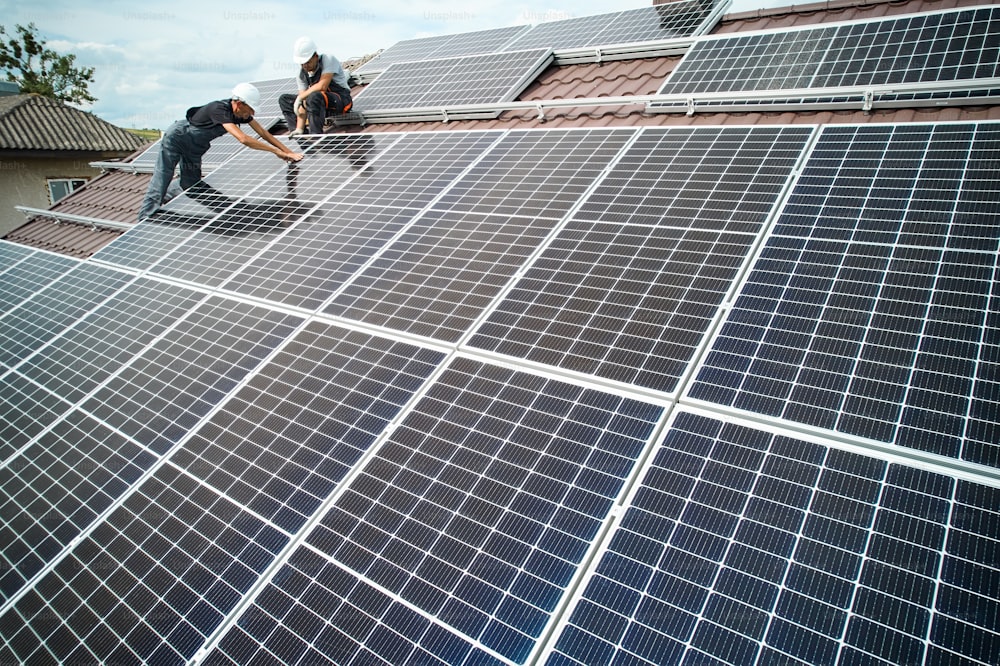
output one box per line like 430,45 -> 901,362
138,82 -> 304,221
279,37 -> 353,136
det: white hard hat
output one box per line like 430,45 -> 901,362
231,82 -> 261,112
293,36 -> 317,64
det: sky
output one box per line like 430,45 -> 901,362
0,0 -> 783,131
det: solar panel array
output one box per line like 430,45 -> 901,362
352,26 -> 532,78
353,1 -> 722,82
652,5 -> 1000,111
504,2 -> 720,52
2,117 -> 999,664
344,49 -> 553,124
689,122 -> 1000,467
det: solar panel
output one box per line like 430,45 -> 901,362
0,409 -> 156,602
83,296 -> 301,454
505,2 -> 719,54
0,242 -> 34,275
2,117 -> 1000,666
689,122 -> 1000,468
352,25 -> 531,78
324,128 -> 636,341
15,277 -> 203,407
652,6 -> 1000,111
0,262 -> 132,373
206,357 -> 663,664
345,49 -> 553,124
249,77 -> 297,119
249,133 -> 398,204
469,126 -> 814,393
92,142 -> 302,271
223,131 -> 500,310
0,250 -> 77,318
0,324 -> 443,663
549,409 -> 1000,665
0,369 -> 71,461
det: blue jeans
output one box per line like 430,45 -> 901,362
138,120 -> 212,220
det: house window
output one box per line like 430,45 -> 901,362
47,178 -> 88,204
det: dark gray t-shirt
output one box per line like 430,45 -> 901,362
298,53 -> 349,92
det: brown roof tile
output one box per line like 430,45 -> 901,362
48,169 -> 151,225
3,217 -> 123,258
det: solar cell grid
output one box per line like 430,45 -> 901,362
601,3 -> 718,44
655,6 -> 1000,110
0,463 -> 288,665
250,133 -> 396,203
79,295 -> 302,455
224,203 -> 418,311
0,409 -> 156,602
551,411 -> 1000,666
504,3 -> 718,54
470,126 -> 814,393
248,78 -> 296,119
504,13 -> 613,51
324,129 -> 636,341
148,196 -> 313,288
432,128 -> 636,219
353,37 -> 438,76
689,122 -> 1000,467
206,547 -> 508,665
325,210 -> 571,342
0,242 -> 34,275
431,25 -> 530,59
91,211 -> 210,272
329,131 -> 500,209
0,262 -> 132,373
0,373 -> 71,459
292,357 -> 662,663
169,321 -> 445,534
349,49 -> 551,121
352,25 -> 530,76
0,251 -> 76,317
16,278 -> 204,405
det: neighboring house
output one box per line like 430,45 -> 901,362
0,93 -> 147,236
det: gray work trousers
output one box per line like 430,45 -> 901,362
138,120 -> 213,220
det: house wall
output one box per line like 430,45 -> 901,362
0,154 -> 106,236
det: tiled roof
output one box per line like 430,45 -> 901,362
44,168 -> 151,225
0,94 -> 148,153
2,216 -> 124,259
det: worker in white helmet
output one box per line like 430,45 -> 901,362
138,83 -> 304,220
279,36 -> 353,136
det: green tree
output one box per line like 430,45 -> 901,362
0,23 -> 96,104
